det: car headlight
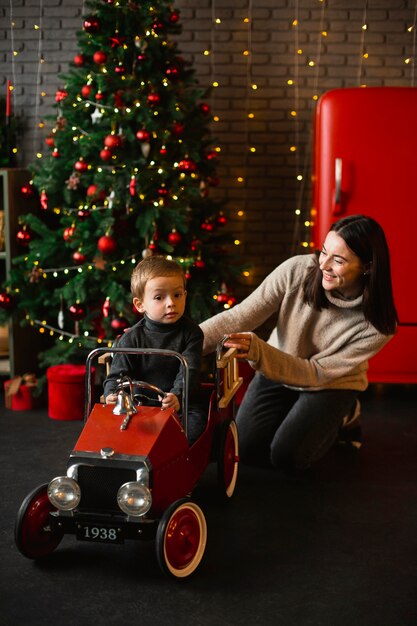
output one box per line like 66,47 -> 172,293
117,481 -> 152,517
48,476 -> 81,511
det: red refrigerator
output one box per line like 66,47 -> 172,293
312,87 -> 417,383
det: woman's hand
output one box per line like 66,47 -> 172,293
223,332 -> 253,359
161,392 -> 180,412
105,393 -> 117,404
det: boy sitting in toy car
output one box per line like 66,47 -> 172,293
104,255 -> 206,444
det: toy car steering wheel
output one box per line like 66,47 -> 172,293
131,380 -> 167,404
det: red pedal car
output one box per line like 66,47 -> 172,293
15,345 -> 241,578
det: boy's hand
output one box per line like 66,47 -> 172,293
161,392 -> 180,412
105,394 -> 117,404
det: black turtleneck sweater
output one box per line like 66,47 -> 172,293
103,314 -> 204,405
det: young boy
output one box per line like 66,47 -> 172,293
104,255 -> 206,444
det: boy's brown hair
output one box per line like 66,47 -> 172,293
131,255 -> 186,299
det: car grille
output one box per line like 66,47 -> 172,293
77,465 -> 136,513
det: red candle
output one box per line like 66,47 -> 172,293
6,80 -> 11,117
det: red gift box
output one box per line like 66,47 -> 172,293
4,374 -> 38,411
47,364 -> 93,421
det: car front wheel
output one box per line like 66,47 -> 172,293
156,499 -> 207,578
15,483 -> 63,559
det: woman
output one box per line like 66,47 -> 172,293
200,215 -> 397,470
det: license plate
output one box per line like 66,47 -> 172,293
76,523 -> 124,544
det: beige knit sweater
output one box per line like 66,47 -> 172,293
200,254 -> 392,391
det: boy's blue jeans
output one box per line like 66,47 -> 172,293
236,372 -> 358,470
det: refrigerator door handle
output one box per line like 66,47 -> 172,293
333,157 -> 343,215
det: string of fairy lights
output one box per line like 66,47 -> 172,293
291,0 -> 328,253
242,1 -> 255,226
406,0 -> 417,87
357,0 -> 369,86
5,0 -> 417,346
203,0 -> 255,276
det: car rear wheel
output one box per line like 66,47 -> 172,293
15,483 -> 63,559
156,499 -> 207,578
217,420 -> 239,499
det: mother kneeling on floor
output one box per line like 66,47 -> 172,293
200,215 -> 398,472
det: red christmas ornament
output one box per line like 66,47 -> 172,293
152,21 -> 164,33
136,129 -> 151,142
178,158 -> 197,172
81,85 -> 92,98
73,250 -> 86,264
83,16 -> 100,33
147,92 -> 160,105
191,239 -> 201,252
168,230 -> 181,246
74,159 -> 88,172
45,136 -> 54,148
77,208 -> 91,220
87,185 -> 105,201
20,183 -> 35,197
16,227 -> 31,246
227,296 -> 237,307
111,316 -> 129,333
157,187 -> 169,197
217,213 -> 228,226
104,134 -> 123,149
114,91 -> 124,109
201,221 -> 214,232
216,292 -> 229,304
159,145 -> 168,156
73,54 -> 85,67
0,291 -> 13,310
165,65 -> 179,79
95,91 -> 104,101
129,176 -> 136,197
100,148 -> 112,161
63,226 -> 75,241
110,35 -> 125,49
55,90 -> 68,103
52,149 -> 60,158
169,9 -> 180,23
93,50 -> 107,65
206,150 -> 218,161
114,64 -> 125,74
40,190 -> 48,210
171,121 -> 185,136
98,235 -> 117,255
194,259 -> 205,269
102,297 -> 111,318
69,302 -> 86,321
87,184 -> 98,197
199,102 -> 210,115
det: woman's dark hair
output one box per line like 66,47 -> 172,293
303,214 -> 398,335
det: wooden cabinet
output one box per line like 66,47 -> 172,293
0,168 -> 41,376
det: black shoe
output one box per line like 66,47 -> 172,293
337,424 -> 362,450
337,400 -> 362,450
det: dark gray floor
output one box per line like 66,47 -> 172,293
1,384 -> 417,626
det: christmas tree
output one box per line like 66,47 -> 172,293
0,0 -> 242,369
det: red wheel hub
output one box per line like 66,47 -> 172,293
165,509 -> 201,569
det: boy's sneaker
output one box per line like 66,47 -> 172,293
337,399 -> 362,450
